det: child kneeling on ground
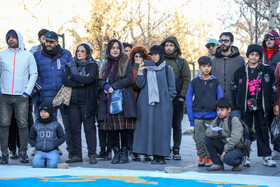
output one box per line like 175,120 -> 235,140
29,101 -> 65,168
205,97 -> 245,171
186,56 -> 223,167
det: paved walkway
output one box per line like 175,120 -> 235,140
6,115 -> 280,177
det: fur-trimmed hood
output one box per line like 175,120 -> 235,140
99,53 -> 130,80
129,46 -> 151,61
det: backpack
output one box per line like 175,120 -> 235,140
217,115 -> 256,156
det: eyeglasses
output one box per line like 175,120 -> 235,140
206,44 -> 217,49
218,39 -> 230,44
264,36 -> 275,41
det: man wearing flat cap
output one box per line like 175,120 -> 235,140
33,31 -> 74,159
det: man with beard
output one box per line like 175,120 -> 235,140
0,29 -> 38,164
161,36 -> 191,160
263,30 -> 280,160
211,32 -> 245,117
33,31 -> 74,158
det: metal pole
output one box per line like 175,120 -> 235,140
58,33 -> 65,48
255,0 -> 258,44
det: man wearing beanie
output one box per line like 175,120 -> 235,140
212,32 -> 245,117
232,44 -> 277,167
0,29 -> 38,164
161,36 -> 191,160
33,31 -> 74,159
29,101 -> 65,168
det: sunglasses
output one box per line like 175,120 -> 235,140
206,44 -> 217,49
264,36 -> 275,41
218,39 -> 230,44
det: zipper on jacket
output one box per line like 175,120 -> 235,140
223,57 -> 227,95
12,49 -> 16,94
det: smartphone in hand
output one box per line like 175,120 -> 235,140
144,60 -> 156,66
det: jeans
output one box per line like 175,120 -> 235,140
0,95 -> 29,155
205,137 -> 244,166
172,98 -> 184,150
32,150 -> 60,168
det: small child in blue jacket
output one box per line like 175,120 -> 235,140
186,56 -> 223,167
29,101 -> 65,168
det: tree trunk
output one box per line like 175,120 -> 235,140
268,0 -> 278,30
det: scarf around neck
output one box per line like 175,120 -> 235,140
147,61 -> 166,105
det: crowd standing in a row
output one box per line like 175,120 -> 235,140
0,28 -> 279,171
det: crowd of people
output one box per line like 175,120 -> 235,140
0,28 -> 279,171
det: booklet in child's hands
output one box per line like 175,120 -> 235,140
205,124 -> 223,131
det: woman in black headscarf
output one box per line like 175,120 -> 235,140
98,39 -> 136,164
63,43 -> 98,164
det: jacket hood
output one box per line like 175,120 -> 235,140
6,29 -> 24,50
262,30 -> 280,55
215,46 -> 240,58
161,36 -> 182,56
129,46 -> 151,61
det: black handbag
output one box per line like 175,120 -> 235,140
247,74 -> 260,112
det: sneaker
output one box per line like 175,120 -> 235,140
65,156 -> 83,163
10,150 -> 18,159
19,153 -> 29,163
232,156 -> 245,171
0,154 -> 9,164
165,153 -> 172,160
244,156 -> 250,167
207,164 -> 224,171
198,157 -> 206,167
204,158 -> 213,167
132,154 -> 141,162
272,151 -> 280,160
89,154 -> 97,164
173,149 -> 181,160
263,156 -> 276,167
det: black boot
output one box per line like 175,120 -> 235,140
132,153 -> 141,161
105,148 -> 112,161
119,147 -> 129,164
19,153 -> 29,163
97,147 -> 106,159
158,156 -> 166,165
0,154 -> 9,164
111,147 -> 120,164
10,150 -> 18,159
151,155 -> 159,164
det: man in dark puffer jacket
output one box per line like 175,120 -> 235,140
29,101 -> 65,168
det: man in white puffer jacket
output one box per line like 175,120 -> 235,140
0,29 -> 37,164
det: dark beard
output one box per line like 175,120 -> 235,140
221,45 -> 231,52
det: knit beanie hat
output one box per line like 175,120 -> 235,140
198,56 -> 212,66
6,30 -> 18,43
39,101 -> 55,116
149,45 -> 164,55
246,44 -> 263,59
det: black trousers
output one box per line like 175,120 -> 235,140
69,103 -> 97,157
98,127 -> 112,149
241,107 -> 272,157
172,98 -> 184,150
109,130 -> 129,149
